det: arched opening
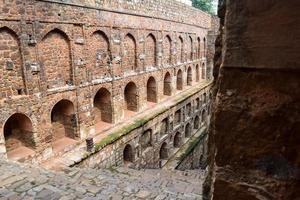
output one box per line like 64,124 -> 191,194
175,109 -> 181,125
185,123 -> 192,138
196,65 -> 200,82
188,36 -> 193,61
140,129 -> 152,152
40,29 -> 72,88
195,98 -> 200,110
94,88 -> 112,123
93,88 -> 112,132
178,36 -> 184,63
124,82 -> 138,114
176,69 -> 183,90
90,31 -> 110,79
163,35 -> 172,65
3,113 -> 35,159
51,100 -> 77,150
173,132 -> 182,148
187,67 -> 192,86
203,93 -> 207,104
194,115 -> 200,130
123,34 -> 137,73
0,27 -> 25,99
145,34 -> 156,68
160,118 -> 169,138
147,76 -> 157,103
159,142 -> 168,160
163,72 -> 172,96
123,144 -> 134,164
186,103 -> 192,117
202,62 -> 206,79
197,37 -> 201,59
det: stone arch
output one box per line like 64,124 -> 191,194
145,33 -> 156,68
124,82 -> 138,112
176,69 -> 183,90
163,35 -> 172,65
196,64 -> 200,82
123,144 -> 134,163
202,62 -> 206,79
160,118 -> 169,137
185,123 -> 192,138
203,92 -> 207,104
123,33 -> 137,73
175,109 -> 182,125
163,72 -> 172,96
187,66 -> 192,86
197,37 -> 201,58
140,129 -> 152,152
146,76 -> 157,103
3,113 -> 35,154
178,36 -> 184,63
0,27 -> 25,98
93,88 -> 112,124
90,30 -> 110,79
51,99 -> 76,141
173,132 -> 182,148
195,98 -> 200,110
40,29 -> 72,89
194,115 -> 200,130
159,142 -> 168,160
188,36 -> 193,61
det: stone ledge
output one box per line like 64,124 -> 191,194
80,81 -> 213,162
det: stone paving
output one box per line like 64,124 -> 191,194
0,160 -> 206,200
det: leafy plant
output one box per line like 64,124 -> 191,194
192,0 -> 216,15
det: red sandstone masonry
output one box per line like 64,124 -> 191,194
0,0 -> 217,163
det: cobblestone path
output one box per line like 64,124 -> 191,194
0,160 -> 205,200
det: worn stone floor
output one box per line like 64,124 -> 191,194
0,160 -> 205,200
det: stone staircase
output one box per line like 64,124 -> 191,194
0,160 -> 206,200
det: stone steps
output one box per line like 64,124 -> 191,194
0,160 -> 205,199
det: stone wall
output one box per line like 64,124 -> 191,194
77,84 -> 212,169
0,0 -> 217,163
176,131 -> 208,171
33,0 -> 211,28
207,0 -> 300,199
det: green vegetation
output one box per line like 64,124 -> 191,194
192,0 -> 216,15
94,107 -> 168,152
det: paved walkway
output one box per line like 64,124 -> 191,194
0,160 -> 206,200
